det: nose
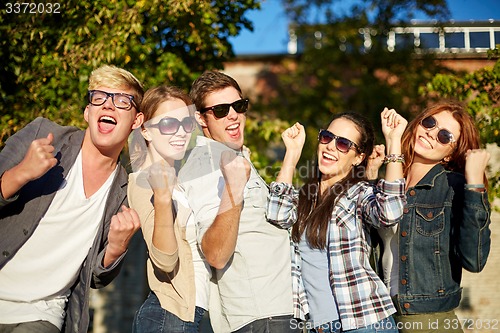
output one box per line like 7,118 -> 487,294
227,107 -> 238,120
326,137 -> 337,151
102,96 -> 115,109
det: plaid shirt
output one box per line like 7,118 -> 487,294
266,179 -> 405,330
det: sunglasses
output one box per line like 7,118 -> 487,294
149,117 -> 196,135
200,99 -> 249,118
420,116 -> 456,145
318,129 -> 359,154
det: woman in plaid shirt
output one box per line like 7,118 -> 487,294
266,109 -> 407,333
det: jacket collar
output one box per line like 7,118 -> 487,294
414,164 -> 447,188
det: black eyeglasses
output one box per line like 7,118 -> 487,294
200,99 -> 249,118
149,117 -> 196,135
318,129 -> 359,154
420,116 -> 456,145
88,90 -> 136,110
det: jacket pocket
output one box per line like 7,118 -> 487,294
415,206 -> 445,236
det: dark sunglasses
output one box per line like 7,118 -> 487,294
420,116 -> 456,145
200,99 -> 249,118
149,117 -> 196,135
318,129 -> 359,154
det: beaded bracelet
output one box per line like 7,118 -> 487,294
383,154 -> 405,164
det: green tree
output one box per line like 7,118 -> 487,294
0,0 -> 260,145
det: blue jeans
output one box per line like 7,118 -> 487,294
132,292 -> 205,333
311,317 -> 398,333
233,315 -> 300,333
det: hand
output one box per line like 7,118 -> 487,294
465,149 -> 490,185
367,144 -> 385,180
381,107 -> 407,142
220,150 -> 251,204
106,205 -> 141,260
18,133 -> 58,182
147,160 -> 177,202
282,122 -> 306,153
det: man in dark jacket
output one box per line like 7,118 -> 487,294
0,65 -> 144,333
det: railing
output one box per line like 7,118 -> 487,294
288,20 -> 500,54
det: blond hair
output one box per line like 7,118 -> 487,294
88,65 -> 144,109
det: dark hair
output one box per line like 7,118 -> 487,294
401,101 -> 481,176
292,112 -> 375,249
189,70 -> 243,111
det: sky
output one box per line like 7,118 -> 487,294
229,0 -> 500,55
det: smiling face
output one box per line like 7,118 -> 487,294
413,110 -> 461,164
318,117 -> 365,187
196,86 -> 245,150
84,86 -> 143,158
142,99 -> 194,165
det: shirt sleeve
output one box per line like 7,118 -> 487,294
359,178 -> 406,228
266,181 -> 300,229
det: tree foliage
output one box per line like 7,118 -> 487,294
0,0 -> 260,145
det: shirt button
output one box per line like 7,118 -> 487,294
427,212 -> 433,218
401,231 -> 408,237
404,303 -> 411,309
2,251 -> 9,257
409,190 -> 416,196
401,255 -> 407,261
23,229 -> 29,235
401,279 -> 408,285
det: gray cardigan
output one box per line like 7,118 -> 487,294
0,117 -> 129,333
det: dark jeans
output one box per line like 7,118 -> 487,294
233,315 -> 300,333
132,292 -> 205,333
0,321 -> 59,333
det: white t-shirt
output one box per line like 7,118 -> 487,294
0,151 -> 117,329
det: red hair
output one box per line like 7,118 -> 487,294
401,101 -> 481,176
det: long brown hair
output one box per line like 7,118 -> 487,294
401,101 -> 481,176
292,112 -> 375,249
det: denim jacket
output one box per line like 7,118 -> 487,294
393,164 -> 491,314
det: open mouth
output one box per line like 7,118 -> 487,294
322,152 -> 336,161
418,136 -> 433,149
98,115 -> 117,133
226,123 -> 240,136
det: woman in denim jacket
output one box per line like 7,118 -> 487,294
267,109 -> 407,333
371,101 -> 491,333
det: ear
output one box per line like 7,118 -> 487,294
141,127 -> 152,142
195,111 -> 207,128
132,112 -> 144,130
84,105 -> 90,123
353,153 -> 365,167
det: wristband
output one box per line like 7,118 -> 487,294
383,154 -> 405,164
464,184 -> 485,189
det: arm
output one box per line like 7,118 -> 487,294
147,162 -> 178,256
1,132 -> 58,200
103,205 -> 141,267
267,182 -> 300,229
201,151 -> 250,269
276,122 -> 306,184
366,144 -> 385,181
361,179 -> 406,228
458,149 -> 491,272
380,107 -> 407,182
